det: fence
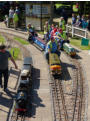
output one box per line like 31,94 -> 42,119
66,25 -> 88,39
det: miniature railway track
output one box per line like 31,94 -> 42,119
0,27 -> 27,37
71,58 -> 84,121
63,53 -> 85,121
0,28 -> 85,121
50,77 -> 68,121
49,53 -> 85,121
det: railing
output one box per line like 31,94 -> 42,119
66,25 -> 88,39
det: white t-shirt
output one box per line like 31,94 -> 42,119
9,9 -> 14,18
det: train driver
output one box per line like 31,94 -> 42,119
45,36 -> 60,62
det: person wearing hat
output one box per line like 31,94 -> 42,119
0,44 -> 18,91
45,36 -> 60,62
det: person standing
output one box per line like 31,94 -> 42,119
13,11 -> 19,29
8,7 -> 14,27
15,6 -> 20,15
72,13 -> 76,25
4,15 -> 9,27
0,44 -> 18,91
59,17 -> 66,31
15,6 -> 20,27
61,9 -> 68,24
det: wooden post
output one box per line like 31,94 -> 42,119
72,25 -> 74,37
49,1 -> 54,24
85,29 -> 87,39
40,2 -> 42,31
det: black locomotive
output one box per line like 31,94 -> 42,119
15,57 -> 33,115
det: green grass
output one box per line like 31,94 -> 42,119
9,47 -> 22,60
70,37 -> 90,50
55,3 -> 70,9
0,34 -> 6,44
14,37 -> 29,45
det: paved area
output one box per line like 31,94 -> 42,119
25,44 -> 52,121
0,22 -> 53,121
0,22 -> 90,121
0,60 -> 22,121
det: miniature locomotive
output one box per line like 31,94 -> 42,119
49,53 -> 61,75
15,57 -> 33,115
63,43 -> 76,56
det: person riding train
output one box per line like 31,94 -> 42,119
45,36 -> 60,63
27,23 -> 37,42
54,28 -> 69,50
44,21 -> 50,43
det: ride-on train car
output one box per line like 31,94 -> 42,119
32,36 -> 46,50
31,35 -> 76,57
49,53 -> 61,75
63,43 -> 76,56
15,57 -> 33,115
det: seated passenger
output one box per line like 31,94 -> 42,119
49,24 -> 55,34
57,29 -> 69,49
27,23 -> 36,42
50,28 -> 57,37
45,36 -> 60,63
54,28 -> 61,42
44,21 -> 50,43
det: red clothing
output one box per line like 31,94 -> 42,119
51,28 -> 57,37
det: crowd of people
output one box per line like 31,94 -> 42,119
4,6 -> 20,29
27,19 -> 69,62
43,21 -> 69,62
72,13 -> 90,30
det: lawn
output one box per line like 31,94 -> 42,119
70,37 -> 90,50
14,37 -> 29,45
0,34 -> 6,44
55,3 -> 70,9
9,47 -> 22,60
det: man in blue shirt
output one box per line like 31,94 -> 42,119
72,13 -> 76,25
45,36 -> 60,62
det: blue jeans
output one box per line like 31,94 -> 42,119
0,68 -> 8,89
